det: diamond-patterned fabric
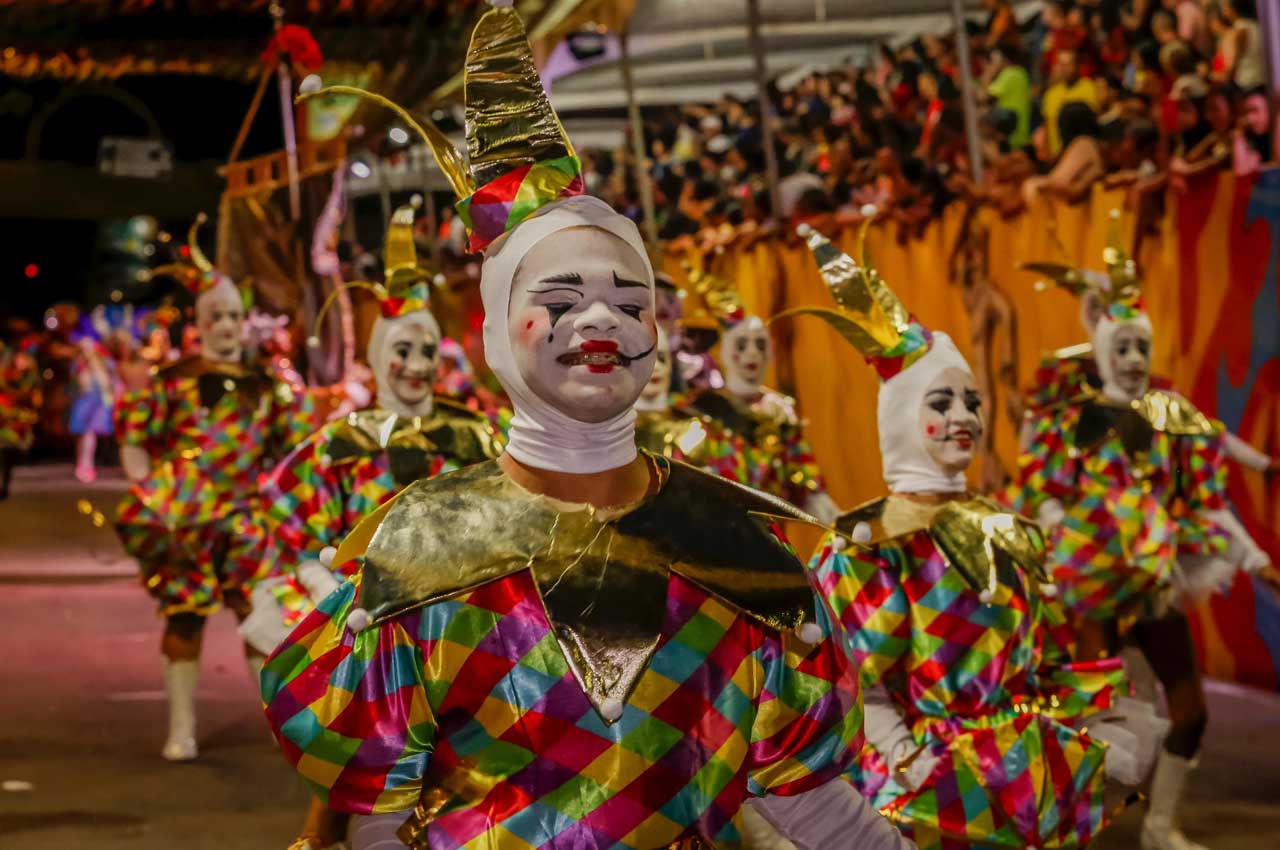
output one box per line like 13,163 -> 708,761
262,565 -> 864,849
810,530 -> 1123,849
456,155 -> 586,253
1011,401 -> 1230,620
869,319 -> 934,382
634,407 -> 752,487
256,410 -> 504,627
687,389 -> 826,510
113,365 -> 318,615
380,281 -> 432,319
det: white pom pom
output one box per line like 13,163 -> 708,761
831,535 -> 847,551
797,622 -> 824,645
347,608 -> 371,633
979,588 -> 994,604
306,335 -> 321,349
795,222 -> 814,238
599,697 -> 624,722
851,522 -> 872,544
299,74 -> 323,95
433,273 -> 447,286
1034,280 -> 1048,292
860,203 -> 878,218
319,546 -> 338,567
319,453 -> 333,467
1040,582 -> 1059,598
410,193 -> 424,209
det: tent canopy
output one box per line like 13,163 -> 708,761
545,0 -> 1037,112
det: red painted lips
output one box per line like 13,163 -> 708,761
559,339 -> 623,373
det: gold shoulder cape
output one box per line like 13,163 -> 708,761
1077,389 -> 1222,454
326,400 -> 503,486
155,354 -> 282,408
835,493 -> 1048,594
345,455 -> 821,717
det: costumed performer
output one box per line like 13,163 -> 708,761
113,216 -> 318,762
1013,213 -> 1280,850
680,264 -> 840,523
69,306 -> 133,484
791,223 -> 1164,850
269,5 -> 912,848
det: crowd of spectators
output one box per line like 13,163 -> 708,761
579,0 -> 1274,244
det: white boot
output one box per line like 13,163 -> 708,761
1140,752 -> 1210,850
161,658 -> 199,761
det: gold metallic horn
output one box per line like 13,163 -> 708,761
771,223 -> 908,357
1103,208 -> 1140,308
383,202 -> 430,294
307,281 -> 388,349
188,213 -> 214,275
296,86 -> 476,201
463,2 -> 576,190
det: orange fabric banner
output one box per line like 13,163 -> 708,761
666,172 -> 1280,688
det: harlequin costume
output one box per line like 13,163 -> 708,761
115,219 -> 319,620
1013,219 -> 1266,625
678,265 -> 832,518
241,203 -> 505,657
790,224 -> 1161,850
1013,214 -> 1269,850
267,8 -> 892,849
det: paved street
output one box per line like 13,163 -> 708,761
1,464 -> 1278,849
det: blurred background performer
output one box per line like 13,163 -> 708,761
113,217 -> 318,763
681,264 -> 840,522
1013,215 -> 1280,850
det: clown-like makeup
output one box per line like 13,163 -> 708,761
637,327 -> 673,410
722,317 -> 770,396
920,367 -> 983,477
382,318 -> 440,408
508,226 -> 656,424
1108,323 -> 1151,399
197,284 -> 244,364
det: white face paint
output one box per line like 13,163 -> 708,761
1107,323 -> 1152,399
507,226 -> 657,424
378,317 -> 441,409
638,326 -> 673,409
721,316 -> 770,395
919,366 -> 983,477
196,279 -> 244,364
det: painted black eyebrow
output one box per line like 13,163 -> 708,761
925,388 -> 956,397
540,272 -> 583,285
613,272 -> 648,289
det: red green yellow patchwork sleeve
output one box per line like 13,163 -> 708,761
261,573 -> 436,815
114,383 -> 168,451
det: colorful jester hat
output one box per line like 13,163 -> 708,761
147,214 -> 245,305
787,219 -> 975,494
296,0 -> 584,254
1021,208 -> 1152,398
309,200 -> 443,347
679,261 -> 748,333
1021,208 -> 1145,324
